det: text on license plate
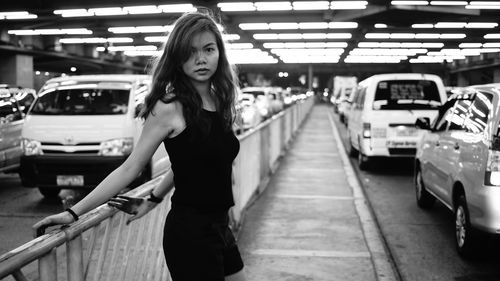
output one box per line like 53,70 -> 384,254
386,140 -> 417,147
57,175 -> 84,186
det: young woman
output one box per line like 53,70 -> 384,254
33,10 -> 247,281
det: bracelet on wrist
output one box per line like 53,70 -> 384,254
66,208 -> 79,221
147,190 -> 163,203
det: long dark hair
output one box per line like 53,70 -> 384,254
141,9 -> 239,133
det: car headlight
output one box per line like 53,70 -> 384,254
259,108 -> 268,116
99,138 -> 134,156
242,110 -> 254,122
21,138 -> 43,156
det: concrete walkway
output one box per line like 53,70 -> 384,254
238,104 -> 398,281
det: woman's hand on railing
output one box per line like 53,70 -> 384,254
32,211 -> 75,238
107,195 -> 158,225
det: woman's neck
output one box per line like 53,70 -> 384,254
192,81 -> 215,110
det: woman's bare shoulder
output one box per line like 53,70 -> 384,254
148,100 -> 184,135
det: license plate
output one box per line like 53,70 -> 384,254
57,175 -> 84,186
386,140 -> 417,148
395,127 -> 418,137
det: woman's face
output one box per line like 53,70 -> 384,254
182,30 -> 219,85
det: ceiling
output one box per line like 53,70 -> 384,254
0,0 -> 499,79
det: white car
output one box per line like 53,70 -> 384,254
237,93 -> 262,130
20,75 -> 170,198
347,73 -> 447,170
415,85 -> 500,257
241,87 -> 273,118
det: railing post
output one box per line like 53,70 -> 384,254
67,236 -> 84,281
39,248 -> 57,281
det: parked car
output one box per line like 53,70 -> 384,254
241,87 -> 274,118
237,93 -> 262,131
347,73 -> 447,170
414,85 -> 500,257
20,75 -> 170,198
0,88 -> 24,173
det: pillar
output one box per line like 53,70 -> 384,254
308,64 -> 313,91
494,67 -> 500,83
0,54 -> 34,88
456,72 -> 468,87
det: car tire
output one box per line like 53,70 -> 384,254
358,152 -> 370,170
415,168 -> 435,209
39,187 -> 61,199
455,194 -> 482,258
348,133 -> 358,157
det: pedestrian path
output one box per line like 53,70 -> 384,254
238,104 -> 397,281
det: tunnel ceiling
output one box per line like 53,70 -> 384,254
0,0 -> 499,76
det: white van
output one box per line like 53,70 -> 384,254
347,73 -> 447,169
20,75 -> 170,198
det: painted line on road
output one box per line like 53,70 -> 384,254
251,249 -> 371,258
273,194 -> 361,200
327,111 -> 398,281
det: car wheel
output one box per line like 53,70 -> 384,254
455,195 -> 482,258
358,151 -> 370,170
39,187 -> 61,199
348,133 -> 358,157
415,168 -> 435,209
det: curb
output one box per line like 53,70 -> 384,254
327,110 -> 400,281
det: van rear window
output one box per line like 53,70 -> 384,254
31,88 -> 130,115
373,80 -> 442,110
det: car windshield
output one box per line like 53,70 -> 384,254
243,90 -> 265,98
31,88 -> 130,115
373,79 -> 442,110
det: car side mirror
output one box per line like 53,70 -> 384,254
415,117 -> 431,130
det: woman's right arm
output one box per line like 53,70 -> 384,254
33,101 -> 178,236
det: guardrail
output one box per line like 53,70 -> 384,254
0,97 -> 314,281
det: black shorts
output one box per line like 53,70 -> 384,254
163,204 -> 244,281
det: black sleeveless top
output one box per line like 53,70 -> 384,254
163,109 -> 240,212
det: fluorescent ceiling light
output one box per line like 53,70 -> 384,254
330,1 -> 368,9
478,48 -> 500,53
329,22 -> 358,28
88,8 -> 126,16
53,9 -> 93,17
299,22 -> 329,29
269,22 -> 299,30
466,22 -> 498,28
223,34 -> 240,41
108,26 -> 171,34
430,1 -> 467,5
217,2 -> 255,11
279,33 -> 302,39
254,2 -> 292,11
254,34 -> 279,40
124,50 -> 161,57
345,56 -> 402,63
263,42 -> 348,48
97,45 -> 157,52
440,33 -> 466,38
392,1 -> 428,5
228,49 -> 278,64
271,48 -> 344,55
483,43 -> 500,48
59,37 -> 133,44
415,33 -> 440,38
390,33 -> 416,39
280,56 -> 340,63
123,6 -> 161,14
8,28 -> 92,35
144,36 -> 168,42
485,34 -> 500,39
365,33 -> 391,39
375,24 -> 388,28
412,24 -> 434,28
301,33 -> 326,39
326,33 -> 352,39
468,1 -> 500,5
158,4 -> 196,13
379,42 -> 404,47
293,1 -> 330,10
459,43 -> 482,48
239,23 -> 269,30
227,43 -> 253,49
435,22 -> 466,28
1,11 -> 38,19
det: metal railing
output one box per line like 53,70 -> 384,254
0,97 -> 314,281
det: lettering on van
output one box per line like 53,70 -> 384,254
389,84 -> 424,100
